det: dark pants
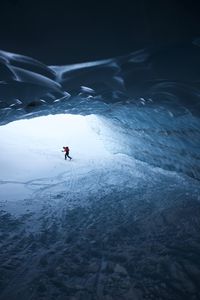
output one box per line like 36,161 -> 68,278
65,152 -> 72,160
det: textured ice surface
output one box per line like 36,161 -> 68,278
0,41 -> 200,300
0,114 -> 200,300
1,40 -> 200,123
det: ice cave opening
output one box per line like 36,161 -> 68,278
0,113 -> 123,204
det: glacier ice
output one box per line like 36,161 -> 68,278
0,40 -> 200,300
0,41 -> 200,180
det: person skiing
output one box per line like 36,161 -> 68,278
62,146 -> 72,160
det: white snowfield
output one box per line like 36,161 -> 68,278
1,113 -> 200,300
0,114 -> 107,203
0,114 -> 132,212
0,113 -> 199,217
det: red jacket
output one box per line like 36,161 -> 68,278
63,147 -> 69,153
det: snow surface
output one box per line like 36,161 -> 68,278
0,112 -> 199,221
0,114 -> 200,300
0,114 -> 111,202
1,111 -> 199,213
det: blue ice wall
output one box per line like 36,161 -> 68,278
0,40 -> 200,180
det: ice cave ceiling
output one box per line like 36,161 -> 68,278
1,39 -> 200,125
0,39 -> 200,181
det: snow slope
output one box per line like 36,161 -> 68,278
0,114 -> 111,203
0,114 -> 200,300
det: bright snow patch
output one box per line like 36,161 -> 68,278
0,114 -> 114,201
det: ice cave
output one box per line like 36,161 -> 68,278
0,41 -> 200,300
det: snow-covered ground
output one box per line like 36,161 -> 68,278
0,113 -> 200,300
0,114 -> 111,203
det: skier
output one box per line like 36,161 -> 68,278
62,146 -> 72,160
